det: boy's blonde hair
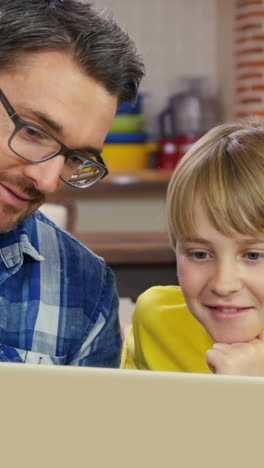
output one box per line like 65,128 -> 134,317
167,121 -> 264,247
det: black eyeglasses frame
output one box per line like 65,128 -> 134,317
0,88 -> 109,189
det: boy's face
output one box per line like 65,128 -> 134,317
176,200 -> 264,344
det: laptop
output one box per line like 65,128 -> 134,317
0,363 -> 263,468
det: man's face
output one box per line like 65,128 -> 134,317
0,50 -> 118,232
176,200 -> 264,344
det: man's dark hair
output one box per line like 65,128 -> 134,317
0,0 -> 145,104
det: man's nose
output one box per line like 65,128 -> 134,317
22,155 -> 65,194
209,261 -> 242,296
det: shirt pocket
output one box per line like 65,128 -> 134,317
0,344 -> 66,365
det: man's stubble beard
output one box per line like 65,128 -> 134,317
0,172 -> 45,233
0,201 -> 43,233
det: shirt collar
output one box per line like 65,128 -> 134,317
0,214 -> 44,270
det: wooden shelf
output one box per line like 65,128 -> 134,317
74,231 -> 175,265
48,170 -> 172,200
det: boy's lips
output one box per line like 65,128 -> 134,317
206,304 -> 251,310
205,304 -> 253,318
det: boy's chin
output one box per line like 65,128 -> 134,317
208,328 -> 258,344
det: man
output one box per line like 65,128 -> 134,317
0,0 -> 144,366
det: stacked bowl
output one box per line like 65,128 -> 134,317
102,93 -> 149,172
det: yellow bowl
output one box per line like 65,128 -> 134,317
102,143 -> 149,172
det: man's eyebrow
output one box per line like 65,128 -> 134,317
20,107 -> 103,154
20,106 -> 64,136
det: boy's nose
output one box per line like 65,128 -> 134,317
209,263 -> 242,296
22,155 -> 65,194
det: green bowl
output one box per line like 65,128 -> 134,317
109,114 -> 144,133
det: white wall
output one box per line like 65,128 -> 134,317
93,0 -> 219,136
76,0 -> 235,233
77,192 -> 166,232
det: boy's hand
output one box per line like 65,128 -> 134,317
206,332 -> 264,376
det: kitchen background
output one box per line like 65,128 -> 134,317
65,0 -> 235,233
95,0 -> 233,135
45,0 -> 264,320
46,0 -> 264,242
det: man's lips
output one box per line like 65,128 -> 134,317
0,182 -> 36,209
2,183 -> 33,201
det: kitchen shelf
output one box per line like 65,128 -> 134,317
75,230 -> 175,265
48,169 -> 172,200
74,230 -> 177,297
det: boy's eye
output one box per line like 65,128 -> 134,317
246,252 -> 262,261
194,252 -> 208,259
189,251 -> 209,260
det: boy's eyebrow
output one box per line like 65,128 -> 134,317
180,237 -> 264,244
180,237 -> 210,244
238,238 -> 264,244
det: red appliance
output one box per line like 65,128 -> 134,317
157,134 -> 200,170
157,77 -> 217,170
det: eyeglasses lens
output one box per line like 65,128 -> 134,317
10,125 -> 104,188
63,154 -> 104,188
11,125 -> 60,160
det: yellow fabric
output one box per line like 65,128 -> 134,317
121,285 -> 214,373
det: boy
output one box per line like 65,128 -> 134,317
122,122 -> 264,376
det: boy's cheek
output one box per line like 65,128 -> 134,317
177,259 -> 198,290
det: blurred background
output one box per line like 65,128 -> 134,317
46,0 -> 263,321
54,0 -> 235,232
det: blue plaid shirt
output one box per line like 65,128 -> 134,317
0,210 -> 121,366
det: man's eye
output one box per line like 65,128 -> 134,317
23,127 -> 44,140
66,154 -> 84,170
26,128 -> 40,137
70,155 -> 83,165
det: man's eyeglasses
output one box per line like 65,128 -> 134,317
0,89 -> 109,189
